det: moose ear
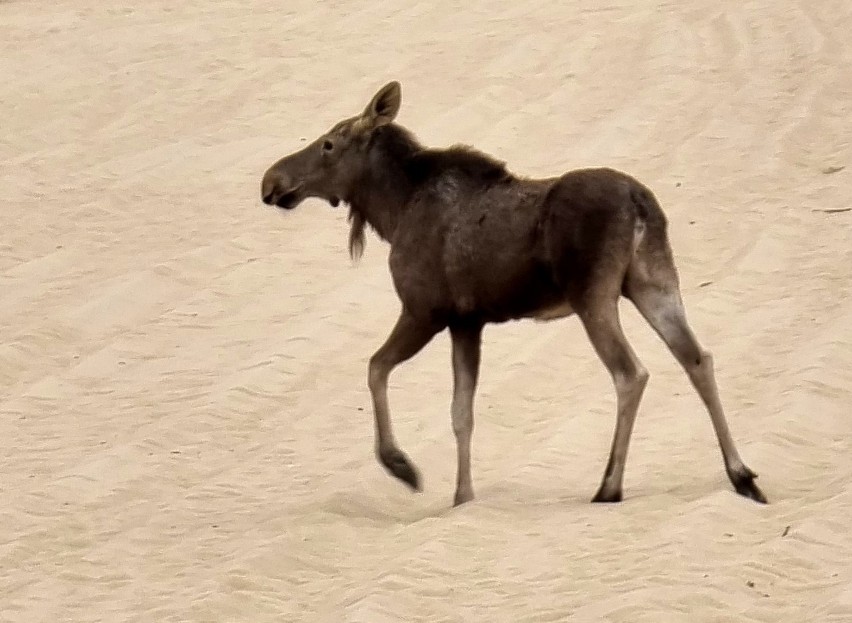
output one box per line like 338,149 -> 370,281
363,81 -> 401,127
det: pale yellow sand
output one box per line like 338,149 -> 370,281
2,1 -> 851,621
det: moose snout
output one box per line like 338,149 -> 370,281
261,170 -> 285,205
261,168 -> 304,210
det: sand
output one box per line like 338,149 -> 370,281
2,1 -> 851,621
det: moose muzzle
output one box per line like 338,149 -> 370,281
261,169 -> 303,210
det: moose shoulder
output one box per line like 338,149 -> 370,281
261,81 -> 767,508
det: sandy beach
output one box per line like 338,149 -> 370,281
2,1 -> 851,621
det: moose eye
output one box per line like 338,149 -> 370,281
322,139 -> 334,152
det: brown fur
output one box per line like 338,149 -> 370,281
261,81 -> 767,507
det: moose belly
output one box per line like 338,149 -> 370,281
530,301 -> 575,321
448,258 -> 567,323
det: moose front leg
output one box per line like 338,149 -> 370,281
449,322 -> 483,506
368,311 -> 442,491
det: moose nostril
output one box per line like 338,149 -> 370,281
262,191 -> 275,205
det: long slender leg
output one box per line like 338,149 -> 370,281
449,322 -> 483,506
578,300 -> 649,503
628,283 -> 767,503
368,310 -> 443,491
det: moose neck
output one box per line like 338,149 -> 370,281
346,124 -> 422,242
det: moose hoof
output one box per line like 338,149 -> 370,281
379,447 -> 421,492
453,489 -> 474,507
591,487 -> 623,504
731,469 -> 768,504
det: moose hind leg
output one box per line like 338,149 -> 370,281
628,281 -> 767,503
368,311 -> 442,491
579,301 -> 649,503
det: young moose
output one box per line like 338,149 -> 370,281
261,81 -> 767,507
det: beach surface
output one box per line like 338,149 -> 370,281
2,1 -> 851,620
